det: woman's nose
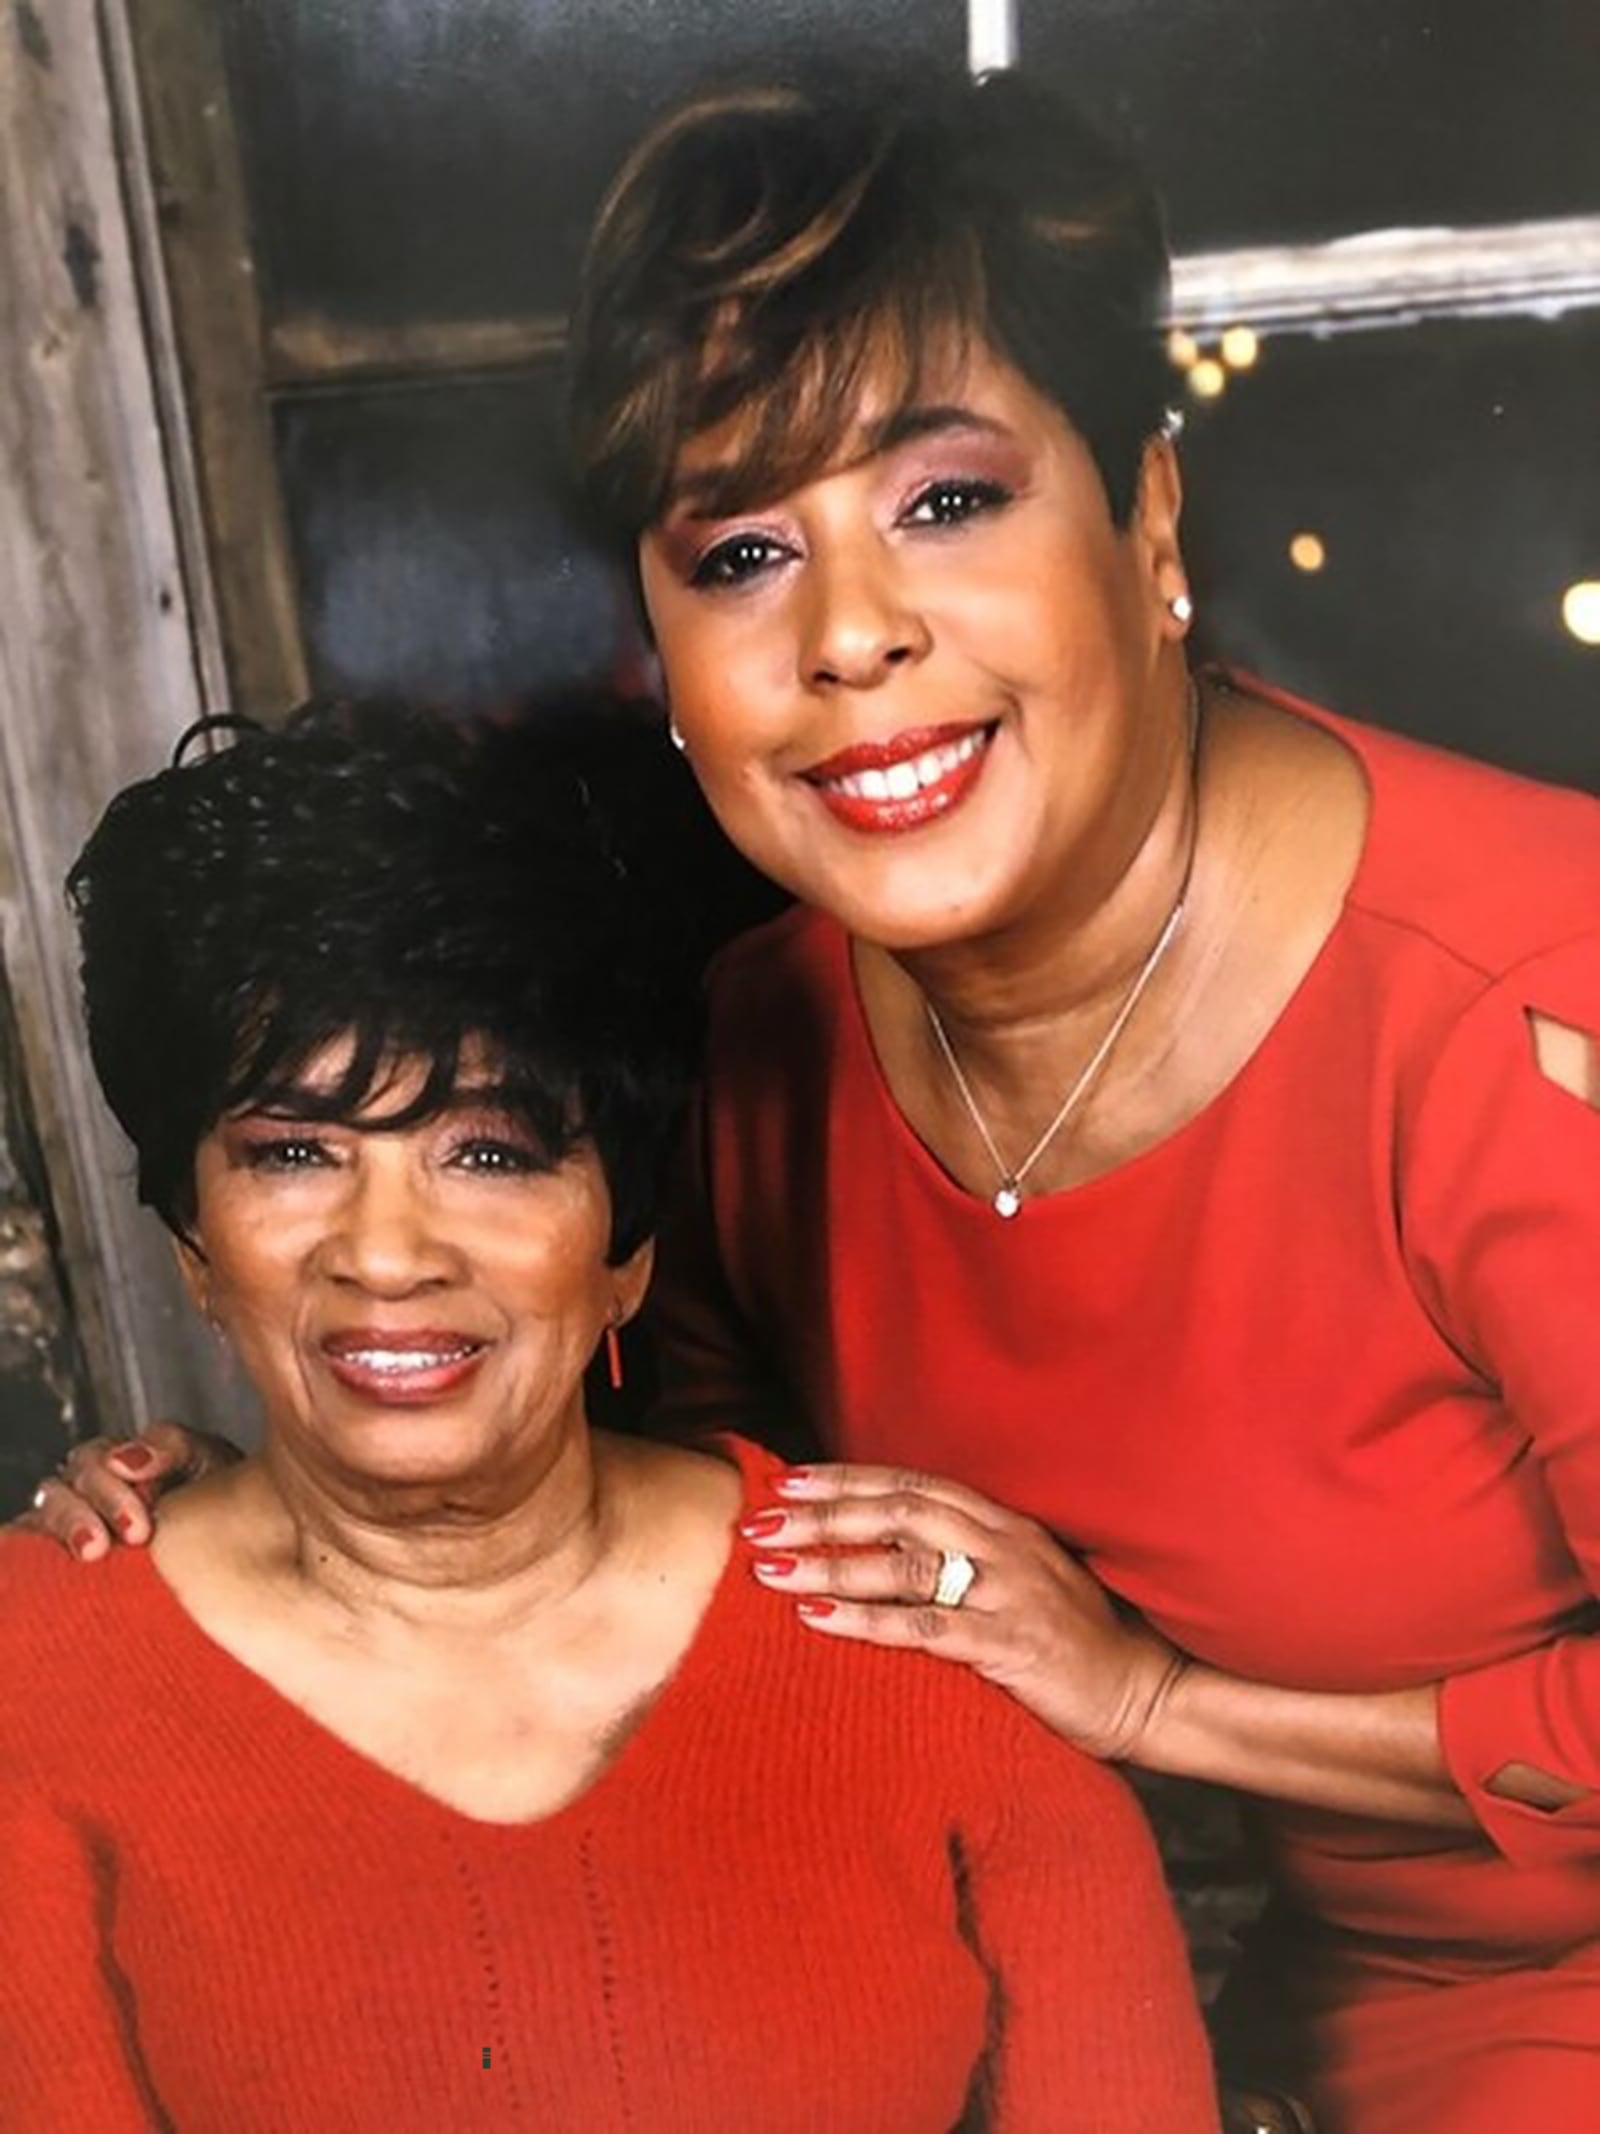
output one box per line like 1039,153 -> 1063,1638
320,1160 -> 458,1294
798,542 -> 932,691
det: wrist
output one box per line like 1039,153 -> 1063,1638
1095,1636 -> 1192,1765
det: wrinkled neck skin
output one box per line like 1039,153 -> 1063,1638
242,1402 -> 626,1650
881,664 -> 1202,1070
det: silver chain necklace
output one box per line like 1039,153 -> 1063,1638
924,684 -> 1201,1220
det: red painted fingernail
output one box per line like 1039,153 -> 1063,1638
114,1511 -> 137,1537
740,1511 -> 787,1540
110,1443 -> 154,1474
796,1599 -> 837,1620
753,1553 -> 798,1578
70,1527 -> 98,1558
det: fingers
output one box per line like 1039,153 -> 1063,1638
25,1442 -> 129,1558
121,1418 -> 234,1483
24,1419 -> 219,1558
789,1593 -> 988,1657
742,1491 -> 1000,1561
774,1461 -> 1027,1534
745,1488 -> 1001,1657
753,1535 -> 959,1608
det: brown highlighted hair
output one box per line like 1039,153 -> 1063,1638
569,67 -> 1172,548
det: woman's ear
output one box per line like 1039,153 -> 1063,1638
1133,435 -> 1190,623
611,1236 -> 656,1328
170,1233 -> 214,1321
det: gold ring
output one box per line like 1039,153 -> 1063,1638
932,1549 -> 977,1609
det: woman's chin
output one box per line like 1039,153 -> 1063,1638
783,802 -> 1042,952
291,1403 -> 525,1497
828,857 -> 1031,956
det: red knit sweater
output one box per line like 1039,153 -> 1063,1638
0,1438 -> 1215,2132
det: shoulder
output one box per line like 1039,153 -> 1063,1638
0,1534 -> 153,1778
714,1454 -> 1157,1853
0,1527 -> 104,1646
911,1659 -> 1155,1849
704,904 -> 843,1036
698,907 -> 852,1163
1325,709 -> 1600,977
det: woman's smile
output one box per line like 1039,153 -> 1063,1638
318,1326 -> 494,1407
799,718 -> 999,835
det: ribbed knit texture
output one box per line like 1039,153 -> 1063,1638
0,1438 -> 1215,2132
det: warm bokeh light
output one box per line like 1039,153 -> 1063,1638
1166,328 -> 1200,371
1289,533 -> 1327,573
1561,581 -> 1600,645
1220,325 -> 1261,370
1188,357 -> 1226,400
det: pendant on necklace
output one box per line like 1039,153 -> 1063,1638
993,1183 -> 1023,1220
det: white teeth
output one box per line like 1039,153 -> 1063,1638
826,727 -> 989,803
341,1348 -> 475,1374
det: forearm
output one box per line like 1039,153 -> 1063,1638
1136,1661 -> 1479,1828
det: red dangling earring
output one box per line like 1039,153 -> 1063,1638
604,1321 -> 624,1392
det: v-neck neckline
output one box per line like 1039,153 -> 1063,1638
117,1435 -> 775,1843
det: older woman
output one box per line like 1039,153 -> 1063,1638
0,703 -> 1214,2130
36,67 -> 1600,2134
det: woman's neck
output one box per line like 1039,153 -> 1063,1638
238,1421 -> 630,1647
884,687 -> 1203,1078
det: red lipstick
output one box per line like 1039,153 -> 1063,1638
801,721 -> 996,836
319,1329 -> 489,1407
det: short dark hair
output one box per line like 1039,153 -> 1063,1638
570,66 -> 1171,545
67,700 -> 703,1261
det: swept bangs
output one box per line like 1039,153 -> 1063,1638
571,71 -> 1171,545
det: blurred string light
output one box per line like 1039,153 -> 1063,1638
1166,324 -> 1263,402
1289,533 -> 1327,573
1563,581 -> 1600,645
1220,325 -> 1260,369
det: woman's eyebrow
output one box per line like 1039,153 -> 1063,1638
865,405 -> 1012,455
665,407 -> 1013,519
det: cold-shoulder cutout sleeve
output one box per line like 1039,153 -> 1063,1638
1404,934 -> 1600,1866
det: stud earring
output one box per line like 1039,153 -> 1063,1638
667,718 -> 687,754
1168,592 -> 1194,626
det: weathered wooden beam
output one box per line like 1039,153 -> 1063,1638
266,312 -> 567,394
121,0 -> 308,717
247,213 -> 1600,402
0,0 -> 240,1437
1171,215 -> 1600,335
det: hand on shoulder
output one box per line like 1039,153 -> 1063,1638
18,1421 -> 241,1560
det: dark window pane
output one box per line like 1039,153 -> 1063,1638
276,370 -> 633,705
1179,311 -> 1600,789
223,0 -> 965,328
1020,0 -> 1600,250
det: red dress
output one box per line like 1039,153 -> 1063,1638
0,1437 -> 1214,2133
652,700 -> 1600,2133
